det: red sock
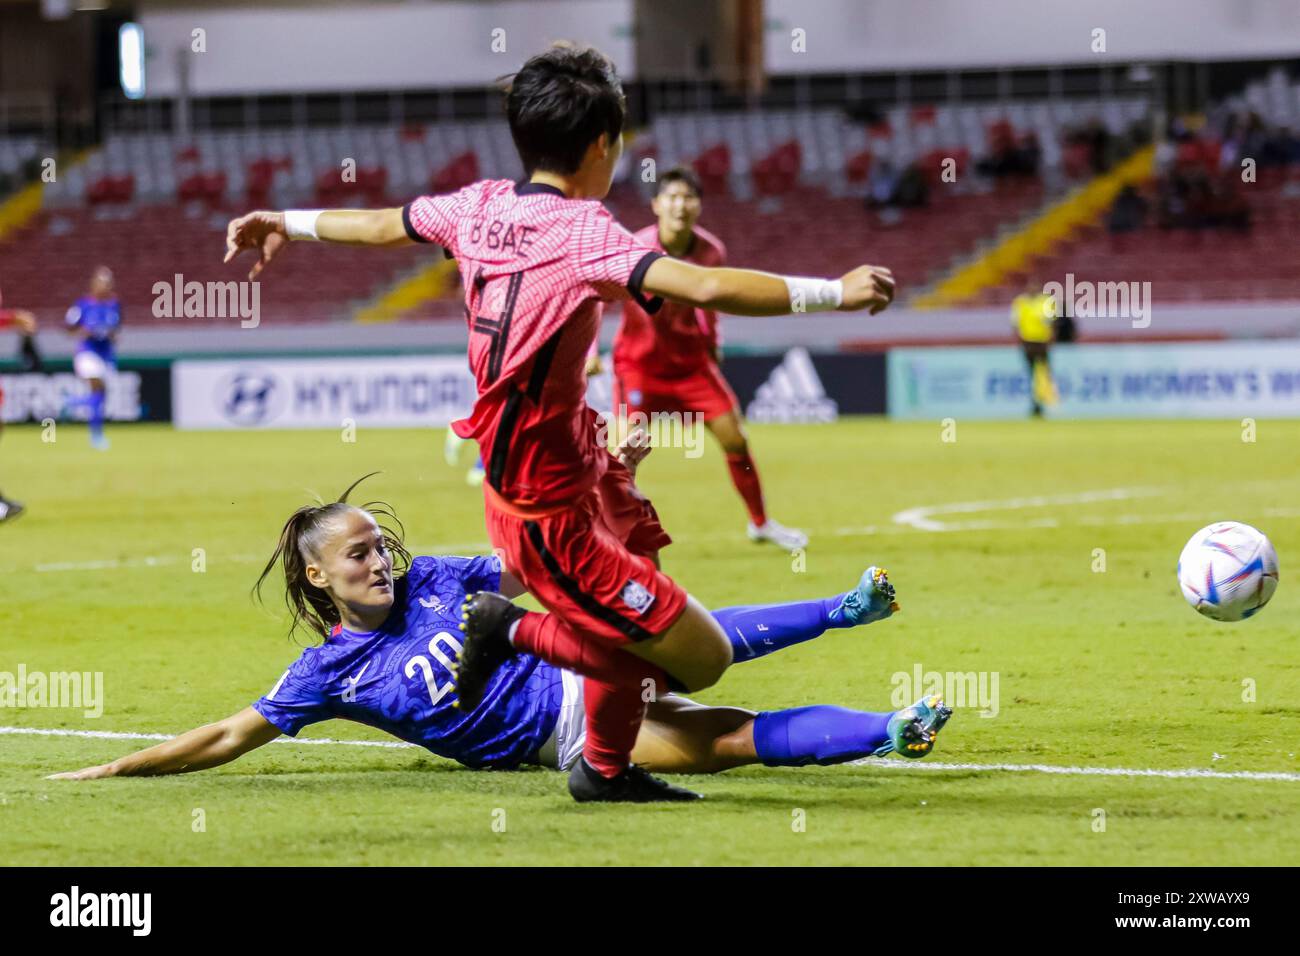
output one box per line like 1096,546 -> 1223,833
513,611 -> 667,777
726,451 -> 767,526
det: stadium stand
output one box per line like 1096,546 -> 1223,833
0,135 -> 47,196
0,205 -> 436,325
963,68 -> 1300,306
2,94 -> 1159,323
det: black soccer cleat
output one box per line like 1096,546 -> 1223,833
568,757 -> 704,803
0,498 -> 25,524
451,591 -> 526,711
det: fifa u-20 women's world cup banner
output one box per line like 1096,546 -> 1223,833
887,342 -> 1300,420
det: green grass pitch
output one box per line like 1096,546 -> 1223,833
1,417 -> 1297,865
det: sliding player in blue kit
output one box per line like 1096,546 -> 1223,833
50,453 -> 950,789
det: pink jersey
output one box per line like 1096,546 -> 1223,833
613,225 -> 726,378
404,179 -> 664,507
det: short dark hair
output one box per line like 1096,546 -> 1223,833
657,165 -> 703,199
504,43 -> 626,176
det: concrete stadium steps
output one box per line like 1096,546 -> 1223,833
914,147 -> 1156,308
965,165 -> 1300,306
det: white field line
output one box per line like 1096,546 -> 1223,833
836,504 -> 1300,538
891,486 -> 1164,532
849,758 -> 1300,783
5,725 -> 1299,782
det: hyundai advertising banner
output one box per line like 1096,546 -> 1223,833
172,355 -> 478,429
172,350 -> 887,430
887,342 -> 1300,420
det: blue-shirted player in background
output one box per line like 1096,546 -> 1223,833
64,266 -> 121,451
49,463 -> 950,789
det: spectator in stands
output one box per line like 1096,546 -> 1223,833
1108,184 -> 1148,234
1212,107 -> 1299,174
864,158 -> 928,216
976,124 -> 1041,179
891,162 -> 929,207
1064,118 -> 1116,176
866,158 -> 900,207
1262,125 -> 1300,168
1155,134 -> 1252,232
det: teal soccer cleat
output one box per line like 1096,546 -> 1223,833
828,565 -> 900,627
875,694 -> 953,758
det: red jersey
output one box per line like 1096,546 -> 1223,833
612,225 -> 726,378
404,179 -> 664,507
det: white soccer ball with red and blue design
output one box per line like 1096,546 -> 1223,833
1177,521 -> 1279,622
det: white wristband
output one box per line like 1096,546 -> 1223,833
283,209 -> 322,241
783,275 -> 843,313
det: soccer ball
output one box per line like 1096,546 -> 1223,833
1177,521 -> 1279,622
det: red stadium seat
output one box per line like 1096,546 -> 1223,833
910,105 -> 937,126
692,144 -> 731,196
177,172 -> 224,205
430,151 -> 480,195
845,148 -> 873,184
245,158 -> 277,206
87,174 -> 136,205
359,166 -> 389,205
751,141 -> 801,196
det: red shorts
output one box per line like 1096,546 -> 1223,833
484,455 -> 687,645
613,361 -> 739,422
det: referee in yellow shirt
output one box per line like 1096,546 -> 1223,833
1011,284 -> 1060,417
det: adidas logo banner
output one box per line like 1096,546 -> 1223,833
745,348 -> 839,423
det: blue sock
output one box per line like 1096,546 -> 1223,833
753,706 -> 893,766
88,391 -> 106,440
711,595 -> 850,663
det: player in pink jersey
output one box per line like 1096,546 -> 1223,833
613,165 -> 807,551
224,43 -> 894,803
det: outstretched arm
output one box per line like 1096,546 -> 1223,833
641,256 -> 895,316
48,706 -> 282,779
224,208 -> 412,279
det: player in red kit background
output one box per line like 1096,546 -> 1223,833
0,285 -> 37,523
224,42 -> 895,803
613,166 -> 808,551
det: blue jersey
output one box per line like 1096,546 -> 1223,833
66,296 -> 121,362
252,555 -> 564,769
